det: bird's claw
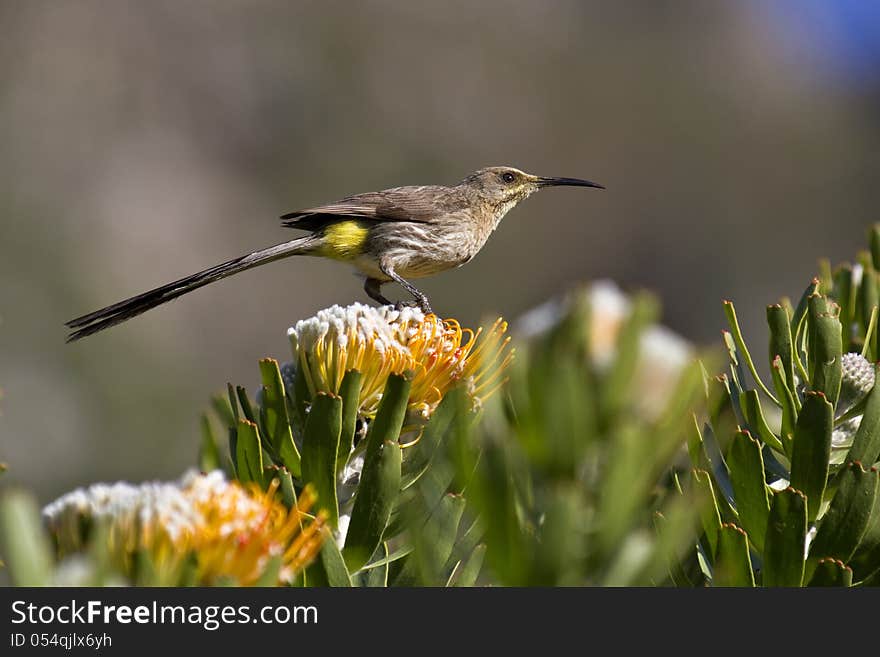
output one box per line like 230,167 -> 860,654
394,299 -> 434,315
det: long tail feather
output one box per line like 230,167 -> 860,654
66,236 -> 320,342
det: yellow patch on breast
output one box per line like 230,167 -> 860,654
319,221 -> 371,261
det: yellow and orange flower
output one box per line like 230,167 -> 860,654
287,303 -> 513,418
43,470 -> 325,585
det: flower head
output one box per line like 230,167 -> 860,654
838,352 -> 875,412
43,470 -> 325,585
830,352 -> 876,463
515,281 -> 692,419
287,303 -> 513,418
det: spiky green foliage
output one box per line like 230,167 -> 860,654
438,293 -> 708,585
688,225 -> 880,586
200,360 -> 484,586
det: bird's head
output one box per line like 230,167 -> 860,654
461,166 -> 604,215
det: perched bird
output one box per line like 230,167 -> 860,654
66,166 -> 603,341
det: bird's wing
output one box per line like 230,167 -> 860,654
281,185 -> 449,229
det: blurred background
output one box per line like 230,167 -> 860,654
1,0 -> 879,502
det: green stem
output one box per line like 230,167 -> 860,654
861,305 -> 878,359
723,301 -> 779,406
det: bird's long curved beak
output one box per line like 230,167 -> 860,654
537,176 -> 605,190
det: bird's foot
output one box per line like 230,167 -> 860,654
394,299 -> 434,315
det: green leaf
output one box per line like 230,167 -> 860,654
692,469 -> 723,556
601,292 -> 658,415
706,374 -> 738,458
84,520 -> 115,586
687,414 -> 706,469
833,265 -> 855,347
133,550 -> 161,586
807,295 -> 843,406
739,390 -> 784,453
767,304 -> 796,392
770,356 -> 798,454
697,422 -> 736,516
363,373 -> 411,463
793,280 -> 821,381
860,305 -> 878,359
278,468 -> 297,509
419,492 -> 467,579
847,363 -> 880,465
723,300 -> 778,405
199,414 -> 221,473
288,360 -> 311,438
387,460 -> 456,541
512,338 -> 596,476
236,385 -> 257,423
791,279 -> 820,335
713,523 -> 755,587
343,440 -> 402,572
234,419 -> 265,487
395,493 -> 466,586
652,507 -> 695,587
361,545 -> 413,571
226,426 -> 237,478
808,558 -> 853,587
307,530 -> 352,587
535,484 -> 584,585
597,424 -> 652,554
808,461 -> 878,564
259,358 -> 301,477
849,473 -> 880,582
401,386 -> 463,489
344,375 -> 411,571
226,383 -> 239,424
762,487 -> 807,587
443,516 -> 484,574
871,225 -> 880,271
254,555 -> 283,586
301,392 -> 342,526
448,544 -> 486,587
320,534 -> 353,587
456,414 -> 526,585
858,265 -> 879,360
211,393 -> 235,428
818,258 -> 833,295
790,391 -> 833,521
657,358 -> 710,437
363,542 -> 390,587
726,430 -> 770,551
336,369 -> 364,472
723,331 -> 748,396
0,491 -> 53,586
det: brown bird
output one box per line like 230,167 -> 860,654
66,166 -> 603,341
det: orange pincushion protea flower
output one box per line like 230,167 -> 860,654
288,303 -> 513,418
43,470 -> 325,585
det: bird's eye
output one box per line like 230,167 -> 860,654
501,172 -> 516,184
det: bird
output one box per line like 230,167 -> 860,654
65,166 -> 604,341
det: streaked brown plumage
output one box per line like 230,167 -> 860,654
66,166 -> 603,341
